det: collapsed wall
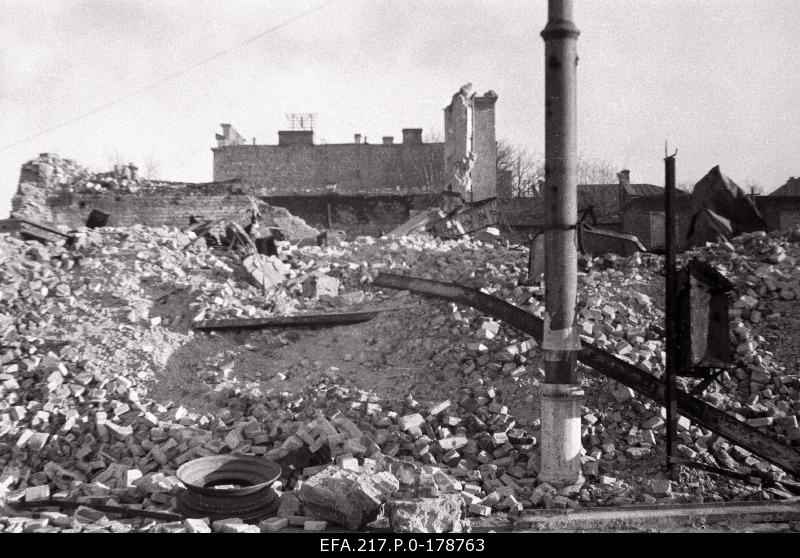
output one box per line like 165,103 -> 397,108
10,154 -> 451,237
11,154 -> 254,229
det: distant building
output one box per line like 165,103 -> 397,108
498,170 -> 679,254
770,176 -> 800,197
212,84 -> 499,204
213,125 -> 444,196
755,176 -> 800,231
210,85 -> 500,235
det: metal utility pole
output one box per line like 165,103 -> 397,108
664,148 -> 679,479
539,0 -> 584,487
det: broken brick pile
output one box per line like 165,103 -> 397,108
17,153 -> 213,195
0,221 -> 799,532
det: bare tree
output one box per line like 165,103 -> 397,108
743,179 -> 765,196
497,140 -> 620,196
496,139 -> 543,197
575,151 -> 618,184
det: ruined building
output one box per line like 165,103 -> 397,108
443,84 -> 498,203
206,84 -> 499,233
213,126 -> 444,196
212,83 -> 498,203
11,85 -> 500,236
210,125 -> 450,236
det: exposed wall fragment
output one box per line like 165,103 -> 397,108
216,123 -> 247,147
443,84 -> 498,203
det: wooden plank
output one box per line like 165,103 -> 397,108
0,218 -> 73,243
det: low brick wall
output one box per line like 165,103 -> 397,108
10,154 -> 454,238
42,191 -> 254,228
16,189 -> 452,239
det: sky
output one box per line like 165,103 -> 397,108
2,0 -> 800,215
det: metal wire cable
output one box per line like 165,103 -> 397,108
1,0 -> 339,152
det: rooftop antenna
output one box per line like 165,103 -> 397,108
285,113 -> 317,131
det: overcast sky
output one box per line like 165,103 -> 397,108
2,0 -> 799,215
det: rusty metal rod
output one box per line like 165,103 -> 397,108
372,272 -> 800,476
665,151 -> 679,476
193,307 -> 412,331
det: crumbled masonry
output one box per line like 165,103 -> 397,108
0,219 -> 799,532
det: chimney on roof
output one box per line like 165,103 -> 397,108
354,134 -> 362,144
382,136 -> 394,145
617,169 -> 631,188
617,169 -> 631,212
402,128 -> 423,144
278,130 -> 314,146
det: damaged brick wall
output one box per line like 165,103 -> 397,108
11,154 -> 256,228
12,154 -> 451,237
40,191 -> 256,228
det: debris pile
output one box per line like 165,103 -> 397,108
18,153 -> 213,195
0,217 -> 798,532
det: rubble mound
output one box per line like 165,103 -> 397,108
0,222 -> 798,532
16,153 -> 231,195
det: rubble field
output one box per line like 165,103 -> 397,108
1,221 -> 799,533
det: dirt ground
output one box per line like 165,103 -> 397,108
146,293 -> 544,428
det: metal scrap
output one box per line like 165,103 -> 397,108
194,306 -> 413,331
175,455 -> 282,521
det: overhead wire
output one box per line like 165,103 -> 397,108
0,0 -> 339,152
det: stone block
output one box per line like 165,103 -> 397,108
387,494 -> 465,533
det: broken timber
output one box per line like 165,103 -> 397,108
11,498 -> 184,522
0,218 -> 74,244
372,272 -> 800,477
194,307 -> 412,331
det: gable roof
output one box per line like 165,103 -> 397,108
624,183 -> 663,197
771,178 -> 800,196
497,177 -> 666,228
